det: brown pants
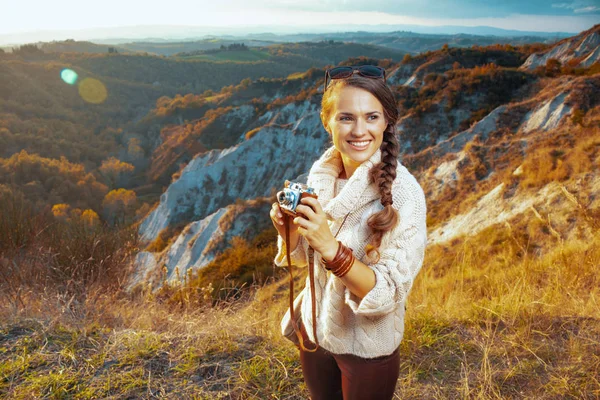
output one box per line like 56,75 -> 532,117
298,322 -> 401,400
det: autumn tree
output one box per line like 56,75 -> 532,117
99,157 -> 135,188
102,188 -> 137,226
52,204 -> 71,221
81,209 -> 100,231
0,150 -> 108,211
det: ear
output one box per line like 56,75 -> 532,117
320,111 -> 330,133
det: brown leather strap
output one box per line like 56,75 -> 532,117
283,210 -> 351,352
284,213 -> 319,352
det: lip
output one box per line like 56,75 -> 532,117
347,140 -> 372,151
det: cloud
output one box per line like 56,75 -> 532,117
574,6 -> 600,13
264,0 -> 600,18
552,1 -> 600,13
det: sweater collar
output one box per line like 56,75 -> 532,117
307,145 -> 382,220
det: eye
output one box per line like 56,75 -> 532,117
368,115 -> 379,120
339,116 -> 352,121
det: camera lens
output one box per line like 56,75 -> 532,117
278,189 -> 297,207
277,192 -> 287,203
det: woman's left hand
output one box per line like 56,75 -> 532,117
294,197 -> 339,261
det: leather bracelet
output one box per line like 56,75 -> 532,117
333,253 -> 354,277
322,241 -> 354,277
322,240 -> 345,269
323,240 -> 344,267
322,242 -> 350,270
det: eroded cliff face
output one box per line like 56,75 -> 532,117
521,27 -> 600,70
413,72 -> 600,244
138,101 -> 328,244
130,198 -> 273,287
132,100 -> 330,286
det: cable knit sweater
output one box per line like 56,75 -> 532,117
274,145 -> 428,359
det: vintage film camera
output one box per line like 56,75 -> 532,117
277,180 -> 318,217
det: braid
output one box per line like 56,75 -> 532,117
366,125 -> 400,261
319,73 -> 401,262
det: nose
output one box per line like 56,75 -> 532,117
352,117 -> 368,137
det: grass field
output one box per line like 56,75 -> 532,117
1,214 -> 598,399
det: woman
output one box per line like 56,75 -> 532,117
269,65 -> 427,400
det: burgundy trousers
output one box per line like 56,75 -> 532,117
297,321 -> 401,400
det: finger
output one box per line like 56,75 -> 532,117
295,204 -> 316,220
270,205 -> 284,225
293,216 -> 313,230
272,202 -> 283,218
300,197 -> 324,214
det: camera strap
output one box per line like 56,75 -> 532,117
283,211 -> 351,353
284,213 -> 319,352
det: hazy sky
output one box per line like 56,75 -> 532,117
2,0 -> 599,34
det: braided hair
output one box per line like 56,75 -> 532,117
320,74 -> 401,261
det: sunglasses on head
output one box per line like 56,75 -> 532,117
324,65 -> 386,90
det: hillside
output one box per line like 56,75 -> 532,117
0,45 -> 395,214
39,39 -> 132,54
176,41 -> 406,66
521,24 -> 600,70
126,25 -> 600,299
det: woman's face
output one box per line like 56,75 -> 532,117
323,85 -> 388,178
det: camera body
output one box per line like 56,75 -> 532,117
278,180 -> 318,217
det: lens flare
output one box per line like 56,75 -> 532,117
60,68 -> 78,85
78,78 -> 108,104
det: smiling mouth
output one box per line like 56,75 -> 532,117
347,140 -> 371,150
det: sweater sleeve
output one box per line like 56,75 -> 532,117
345,173 -> 427,317
274,234 -> 308,268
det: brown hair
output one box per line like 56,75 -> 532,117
320,74 -> 400,260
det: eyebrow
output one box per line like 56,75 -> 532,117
337,111 -> 382,116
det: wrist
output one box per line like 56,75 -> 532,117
321,241 -> 355,278
320,240 -> 340,262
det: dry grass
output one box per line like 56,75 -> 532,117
2,213 -> 599,398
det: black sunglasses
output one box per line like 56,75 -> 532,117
324,65 -> 386,90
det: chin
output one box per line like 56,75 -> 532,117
346,148 -> 377,164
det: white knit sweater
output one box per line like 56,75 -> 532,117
274,145 -> 428,358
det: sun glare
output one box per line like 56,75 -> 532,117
78,77 -> 108,104
60,68 -> 78,85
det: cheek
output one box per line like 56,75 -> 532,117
375,122 -> 387,143
331,124 -> 350,142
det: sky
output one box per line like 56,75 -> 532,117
1,0 -> 599,36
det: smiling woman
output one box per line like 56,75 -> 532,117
269,67 -> 428,400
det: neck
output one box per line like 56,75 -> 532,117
340,155 -> 361,179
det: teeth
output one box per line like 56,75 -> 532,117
349,141 -> 370,147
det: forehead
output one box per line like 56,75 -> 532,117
329,85 -> 383,113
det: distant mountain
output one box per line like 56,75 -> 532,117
120,32 -> 559,57
0,23 -> 575,48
